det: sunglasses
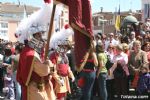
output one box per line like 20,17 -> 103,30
109,47 -> 114,49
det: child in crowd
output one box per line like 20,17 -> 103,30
136,66 -> 150,94
3,66 -> 15,100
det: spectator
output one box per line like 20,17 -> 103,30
3,66 -> 15,100
129,31 -> 136,50
12,43 -> 24,100
111,45 -> 129,95
142,42 -> 150,70
128,40 -> 149,90
78,42 -> 98,100
106,44 -> 115,100
105,33 -> 119,51
96,42 -> 108,100
137,66 -> 150,94
0,53 -> 4,95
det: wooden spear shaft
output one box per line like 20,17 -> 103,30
44,4 -> 56,60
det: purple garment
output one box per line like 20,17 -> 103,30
137,73 -> 150,94
4,74 -> 15,99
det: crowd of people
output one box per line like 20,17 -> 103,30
93,31 -> 150,100
0,29 -> 150,100
0,0 -> 150,99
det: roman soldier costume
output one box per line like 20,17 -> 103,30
16,1 -> 56,100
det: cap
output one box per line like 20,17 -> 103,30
109,33 -> 114,36
131,31 -> 135,35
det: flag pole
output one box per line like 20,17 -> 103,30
44,3 -> 56,60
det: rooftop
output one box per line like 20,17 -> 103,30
0,2 -> 39,14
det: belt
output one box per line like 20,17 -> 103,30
83,69 -> 95,72
30,80 -> 48,92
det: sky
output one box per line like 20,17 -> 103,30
0,0 -> 141,13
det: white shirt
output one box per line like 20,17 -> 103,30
105,39 -> 119,50
108,52 -> 128,79
113,52 -> 128,64
0,54 -> 4,67
129,38 -> 136,50
0,54 -> 3,62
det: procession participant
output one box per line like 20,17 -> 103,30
49,25 -> 75,100
15,1 -> 56,100
48,0 -> 94,72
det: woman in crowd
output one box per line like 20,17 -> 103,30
111,45 -> 129,96
105,44 -> 115,100
79,42 -> 98,100
12,43 -> 23,100
129,40 -> 149,91
142,42 -> 150,64
96,42 -> 108,100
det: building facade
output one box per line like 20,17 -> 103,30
141,0 -> 150,22
0,2 -> 69,42
0,2 -> 39,42
92,11 -> 142,35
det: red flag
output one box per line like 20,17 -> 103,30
44,0 -> 51,3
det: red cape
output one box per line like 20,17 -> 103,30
16,46 -> 35,100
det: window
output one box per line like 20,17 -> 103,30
144,4 -> 150,19
0,30 -> 7,35
1,22 -> 8,28
65,20 -> 68,22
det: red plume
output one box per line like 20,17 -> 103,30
64,24 -> 69,29
44,0 -> 51,3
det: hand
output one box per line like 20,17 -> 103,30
59,77 -> 64,86
130,65 -> 139,72
2,63 -> 11,67
44,59 -> 52,65
96,75 -> 99,79
71,77 -> 75,82
134,68 -> 140,72
2,63 -> 7,66
117,60 -> 123,64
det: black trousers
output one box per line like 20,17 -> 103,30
0,68 -> 4,92
114,77 -> 128,95
106,79 -> 115,100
